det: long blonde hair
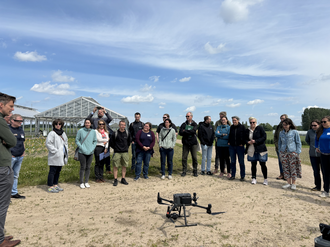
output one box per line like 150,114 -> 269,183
97,120 -> 109,133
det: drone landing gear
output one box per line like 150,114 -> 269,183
167,205 -> 197,227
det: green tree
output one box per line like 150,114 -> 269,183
301,107 -> 330,130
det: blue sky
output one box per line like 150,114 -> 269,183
1,0 -> 330,126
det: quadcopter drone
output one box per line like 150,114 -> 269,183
157,192 -> 225,227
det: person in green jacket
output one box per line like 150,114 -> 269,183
0,92 -> 21,246
75,118 -> 97,189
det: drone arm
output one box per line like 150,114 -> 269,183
191,204 -> 212,214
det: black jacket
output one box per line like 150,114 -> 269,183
244,126 -> 267,153
129,121 -> 144,142
9,125 -> 25,157
197,122 -> 215,146
110,130 -> 131,153
179,120 -> 198,146
228,123 -> 246,146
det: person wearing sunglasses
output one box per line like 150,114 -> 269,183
94,120 -> 110,183
315,116 -> 330,197
46,119 -> 69,193
278,118 -> 302,190
179,112 -> 199,177
8,114 -> 26,199
305,120 -> 322,192
245,117 -> 268,185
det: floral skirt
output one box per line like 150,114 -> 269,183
280,151 -> 302,180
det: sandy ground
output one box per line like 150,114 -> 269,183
6,149 -> 330,247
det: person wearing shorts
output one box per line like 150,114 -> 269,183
110,120 -> 131,186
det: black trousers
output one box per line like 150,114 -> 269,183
94,146 -> 110,180
320,154 -> 330,193
217,146 -> 230,173
251,161 -> 267,179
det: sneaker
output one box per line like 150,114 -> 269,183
55,185 -> 64,191
168,175 -> 172,180
282,184 -> 291,189
311,187 -> 321,191
144,176 -> 149,180
11,193 -> 26,199
47,187 -> 59,193
85,183 -> 90,188
240,178 -> 245,181
319,191 -> 329,198
263,179 -> 268,186
121,178 -> 129,185
206,171 -> 213,176
251,178 -> 257,185
201,171 -> 205,175
193,171 -> 198,177
134,176 -> 140,181
181,172 -> 186,177
161,175 -> 165,180
291,184 -> 296,190
113,179 -> 118,186
80,183 -> 85,189
229,177 -> 235,180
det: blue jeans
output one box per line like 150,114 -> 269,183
135,151 -> 151,178
11,156 -> 24,195
276,150 -> 283,174
131,143 -> 137,169
201,145 -> 213,172
310,156 -> 321,189
160,148 -> 174,176
229,145 -> 245,178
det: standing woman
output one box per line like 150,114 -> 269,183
245,117 -> 268,185
215,117 -> 231,178
94,120 -> 109,183
306,120 -> 322,191
75,118 -> 97,189
315,116 -> 330,197
134,122 -> 155,180
46,119 -> 68,193
278,118 -> 302,190
159,119 -> 176,180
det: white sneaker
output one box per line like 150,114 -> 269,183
251,178 -> 257,184
282,184 -> 291,189
320,191 -> 329,198
291,184 -> 296,190
168,175 -> 172,180
263,179 -> 268,186
85,183 -> 90,188
80,183 -> 85,189
161,175 -> 165,180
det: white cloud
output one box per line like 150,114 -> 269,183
1,41 -> 7,48
179,77 -> 191,82
51,70 -> 75,83
204,42 -> 226,54
149,76 -> 160,82
171,78 -> 177,83
121,94 -> 154,103
159,102 -> 166,105
159,106 -> 164,109
30,81 -> 75,95
16,96 -> 23,100
219,0 -> 262,24
184,106 -> 196,112
267,113 -> 278,116
44,97 -> 50,100
140,84 -> 155,92
270,82 -> 280,87
247,99 -> 264,105
13,51 -> 47,62
288,115 -> 295,118
202,110 -> 210,114
99,93 -> 110,97
226,103 -> 241,108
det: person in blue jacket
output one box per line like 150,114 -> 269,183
215,117 -> 231,178
75,118 -> 97,189
315,116 -> 330,198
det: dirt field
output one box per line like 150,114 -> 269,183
6,155 -> 330,247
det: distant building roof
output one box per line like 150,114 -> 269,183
12,105 -> 39,120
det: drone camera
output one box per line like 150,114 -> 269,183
173,193 -> 192,206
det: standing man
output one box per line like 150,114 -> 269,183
129,112 -> 144,171
274,114 -> 288,180
198,116 -> 215,175
214,111 -> 230,173
9,114 -> 26,199
110,121 -> 131,186
179,112 -> 198,177
0,92 -> 21,246
87,106 -> 113,174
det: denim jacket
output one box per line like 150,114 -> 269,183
278,129 -> 301,154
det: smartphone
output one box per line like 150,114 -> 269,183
96,106 -> 102,109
